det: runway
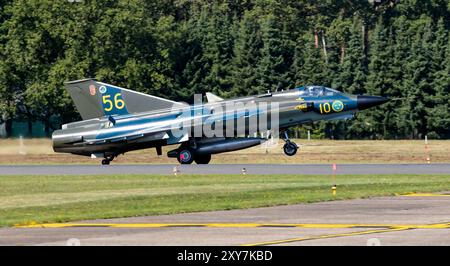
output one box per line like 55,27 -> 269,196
2,193 -> 449,246
1,163 -> 450,175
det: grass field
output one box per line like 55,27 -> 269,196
1,174 -> 449,227
0,138 -> 449,164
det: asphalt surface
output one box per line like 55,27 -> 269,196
2,193 -> 449,246
1,163 -> 450,175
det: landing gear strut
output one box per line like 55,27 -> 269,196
282,131 -> 298,156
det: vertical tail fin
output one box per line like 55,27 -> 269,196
65,79 -> 184,120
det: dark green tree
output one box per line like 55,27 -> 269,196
256,13 -> 287,92
398,17 -> 434,139
202,2 -> 235,96
361,18 -> 395,139
338,17 -> 367,95
293,34 -> 327,86
230,9 -> 262,96
427,18 -> 450,138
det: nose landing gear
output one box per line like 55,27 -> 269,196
282,131 -> 298,156
101,154 -> 116,165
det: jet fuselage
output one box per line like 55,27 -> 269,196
52,80 -> 389,164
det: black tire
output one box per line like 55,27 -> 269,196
177,149 -> 194,164
194,154 -> 211,164
101,159 -> 110,165
283,142 -> 298,156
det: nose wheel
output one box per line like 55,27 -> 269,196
283,141 -> 298,156
282,131 -> 298,156
101,155 -> 116,165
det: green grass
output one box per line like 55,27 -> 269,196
1,174 -> 449,227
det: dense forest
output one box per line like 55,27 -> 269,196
0,0 -> 449,139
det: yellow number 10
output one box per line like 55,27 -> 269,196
319,103 -> 331,114
102,93 -> 125,111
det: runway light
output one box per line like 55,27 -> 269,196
332,164 -> 337,196
242,168 -> 247,175
173,166 -> 180,175
424,136 -> 431,164
332,184 -> 337,196
18,136 -> 27,155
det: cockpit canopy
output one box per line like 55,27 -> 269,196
297,86 -> 341,97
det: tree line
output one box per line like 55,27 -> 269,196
0,0 -> 449,139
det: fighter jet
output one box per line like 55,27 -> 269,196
52,79 -> 389,165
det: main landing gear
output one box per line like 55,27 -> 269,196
282,131 -> 298,156
175,147 -> 212,164
194,154 -> 211,164
177,148 -> 194,164
169,139 -> 212,165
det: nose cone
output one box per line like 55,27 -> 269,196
357,95 -> 390,110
